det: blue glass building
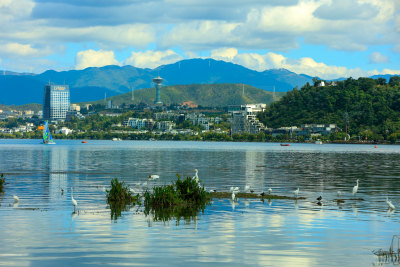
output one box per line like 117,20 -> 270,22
43,84 -> 70,121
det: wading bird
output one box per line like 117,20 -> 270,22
244,184 -> 250,193
268,188 -> 272,194
193,169 -> 199,183
386,197 -> 395,210
352,179 -> 359,196
13,195 -> 19,203
71,187 -> 77,213
294,188 -> 299,198
337,191 -> 342,197
148,175 -> 160,181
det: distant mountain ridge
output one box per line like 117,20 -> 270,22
0,58 -> 397,105
0,59 -> 313,105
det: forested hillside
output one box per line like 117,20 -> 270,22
258,76 -> 400,140
85,83 -> 284,107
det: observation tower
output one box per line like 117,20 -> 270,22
152,76 -> 163,105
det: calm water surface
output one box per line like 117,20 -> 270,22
0,140 -> 400,266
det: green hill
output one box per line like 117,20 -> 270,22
85,83 -> 284,107
258,76 -> 400,139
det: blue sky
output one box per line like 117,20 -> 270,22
0,0 -> 399,79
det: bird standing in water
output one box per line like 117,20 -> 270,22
71,187 -> 77,213
193,169 -> 199,183
386,197 -> 395,210
352,179 -> 359,196
294,188 -> 299,198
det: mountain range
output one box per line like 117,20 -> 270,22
0,59 -> 313,105
0,58 -> 397,106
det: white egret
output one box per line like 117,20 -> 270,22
268,187 -> 272,194
232,192 -> 236,201
71,187 -> 77,213
352,179 -> 359,195
130,188 -> 137,194
337,191 -> 342,197
13,195 -> 19,203
148,174 -> 160,181
244,184 -> 250,193
233,187 -> 240,193
294,188 -> 299,198
386,197 -> 395,210
192,169 -> 199,183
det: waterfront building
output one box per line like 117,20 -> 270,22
156,121 -> 176,131
231,104 -> 266,135
43,84 -> 70,121
124,118 -> 154,130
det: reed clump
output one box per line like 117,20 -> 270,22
373,235 -> 400,264
0,174 -> 5,192
106,178 -> 140,220
143,174 -> 211,222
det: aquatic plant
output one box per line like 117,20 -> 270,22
0,174 -> 5,192
106,178 -> 141,220
143,174 -> 211,223
373,235 -> 400,264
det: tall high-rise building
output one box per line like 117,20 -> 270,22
43,84 -> 70,121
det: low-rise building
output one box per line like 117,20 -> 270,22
156,121 -> 176,131
56,127 -> 73,135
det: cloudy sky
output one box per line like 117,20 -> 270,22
0,0 -> 399,79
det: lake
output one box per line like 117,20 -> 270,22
0,139 -> 399,266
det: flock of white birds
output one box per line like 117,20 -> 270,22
9,171 -> 396,213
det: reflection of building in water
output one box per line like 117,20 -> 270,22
45,149 -> 69,201
244,151 -> 266,190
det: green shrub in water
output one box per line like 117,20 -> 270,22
143,174 -> 211,222
106,178 -> 140,220
0,174 -> 5,192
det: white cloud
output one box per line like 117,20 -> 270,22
0,0 -> 399,74
314,0 -> 377,20
210,48 -> 238,61
369,52 -> 389,64
0,42 -> 40,56
124,50 -> 183,69
75,49 -> 120,70
209,48 -> 400,79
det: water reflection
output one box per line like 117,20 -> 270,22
1,141 -> 400,266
